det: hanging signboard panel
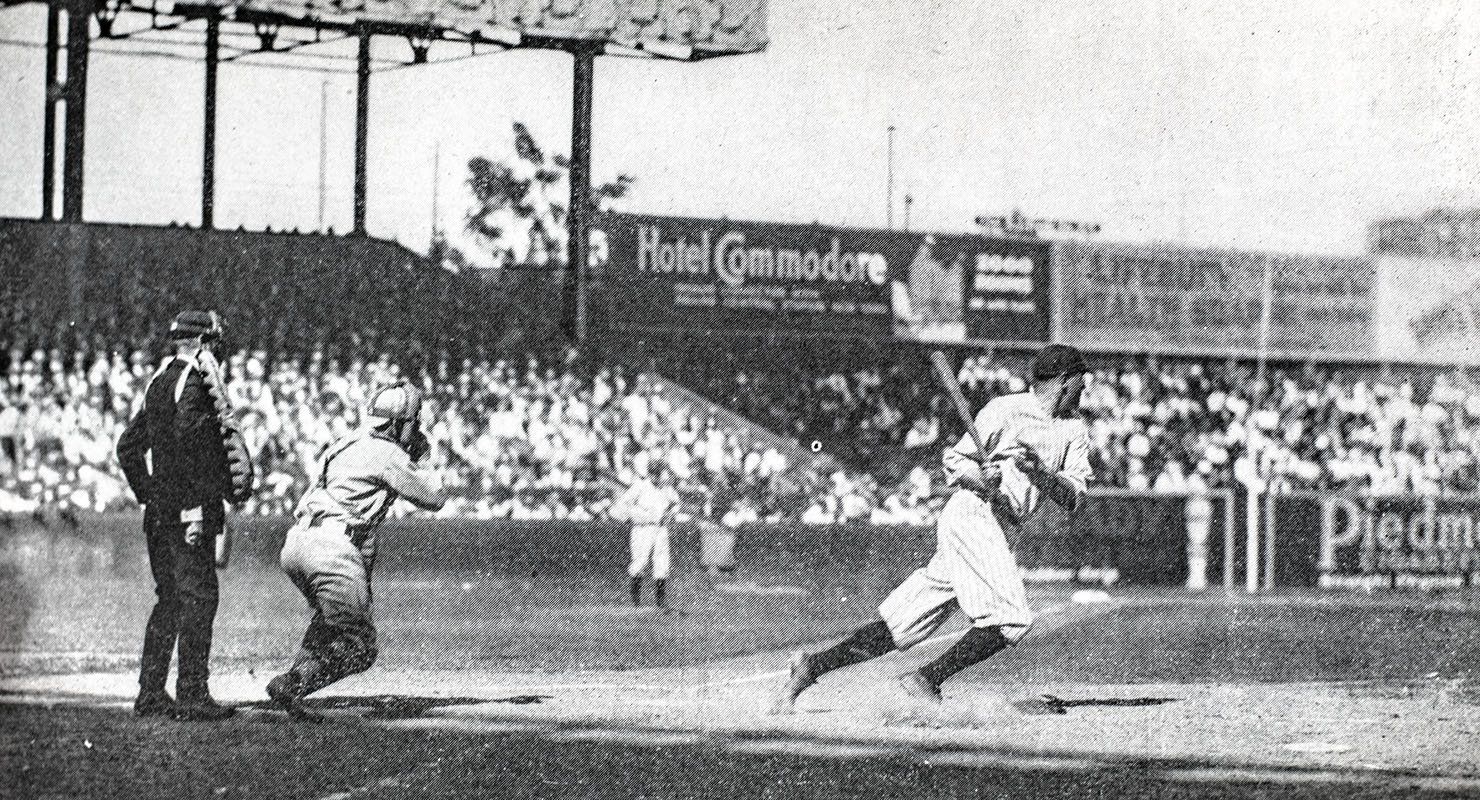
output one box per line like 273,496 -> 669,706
1053,241 -> 1375,360
597,213 -> 1050,344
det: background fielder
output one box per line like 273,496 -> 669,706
266,382 -> 446,719
777,344 -> 1093,710
614,463 -> 681,608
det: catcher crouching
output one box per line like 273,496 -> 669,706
267,382 -> 445,720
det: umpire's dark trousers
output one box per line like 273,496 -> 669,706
139,501 -> 222,696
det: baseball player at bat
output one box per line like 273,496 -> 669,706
266,382 -> 446,721
776,344 -> 1093,711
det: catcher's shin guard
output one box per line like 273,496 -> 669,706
293,632 -> 377,699
267,670 -> 323,723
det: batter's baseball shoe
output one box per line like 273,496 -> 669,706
133,688 -> 175,718
772,651 -> 817,714
267,672 -> 324,723
897,671 -> 943,705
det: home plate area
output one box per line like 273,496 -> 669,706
3,588 -> 1479,799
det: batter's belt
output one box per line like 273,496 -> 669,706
953,487 -> 1023,528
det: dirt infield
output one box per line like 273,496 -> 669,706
3,586 -> 1479,798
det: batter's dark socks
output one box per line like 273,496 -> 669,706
629,576 -> 642,606
809,620 -> 896,677
918,626 -> 1009,689
654,579 -> 667,608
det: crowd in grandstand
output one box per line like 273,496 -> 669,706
663,347 -> 1480,503
0,336 -> 927,526
5,328 -> 1480,526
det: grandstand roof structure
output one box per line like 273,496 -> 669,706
7,0 -> 768,341
139,0 -> 770,57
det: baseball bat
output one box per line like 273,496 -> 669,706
929,350 -> 991,463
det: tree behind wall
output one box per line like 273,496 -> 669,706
458,122 -> 634,271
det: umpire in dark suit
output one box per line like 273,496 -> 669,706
117,310 -> 235,721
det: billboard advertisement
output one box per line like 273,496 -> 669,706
1314,494 -> 1480,591
1053,241 -> 1376,360
1371,255 -> 1480,366
597,213 -> 895,338
892,233 -> 1050,345
1014,491 -> 1227,586
1267,493 -> 1480,590
597,213 -> 1050,343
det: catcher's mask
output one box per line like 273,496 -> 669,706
168,309 -> 225,342
365,382 -> 422,427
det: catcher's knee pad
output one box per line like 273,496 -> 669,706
355,643 -> 379,673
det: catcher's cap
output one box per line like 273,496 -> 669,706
1031,344 -> 1088,381
168,310 -> 224,340
365,382 -> 422,425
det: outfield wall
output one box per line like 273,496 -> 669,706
17,490 -> 1480,596
0,490 -> 1234,592
1272,492 -> 1480,591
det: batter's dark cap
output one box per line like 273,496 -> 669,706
168,310 -> 224,340
1031,344 -> 1088,381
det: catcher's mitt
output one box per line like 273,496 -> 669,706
406,428 -> 431,463
223,426 -> 256,504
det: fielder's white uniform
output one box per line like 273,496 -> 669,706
879,392 -> 1092,648
617,477 -> 680,580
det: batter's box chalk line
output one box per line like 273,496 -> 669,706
713,581 -> 810,597
1283,742 -> 1354,754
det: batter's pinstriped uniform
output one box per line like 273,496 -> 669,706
879,391 -> 1092,648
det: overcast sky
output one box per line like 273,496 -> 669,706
1,0 -> 1476,257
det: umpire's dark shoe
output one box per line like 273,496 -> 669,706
133,689 -> 175,717
897,671 -> 944,705
173,693 -> 236,721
